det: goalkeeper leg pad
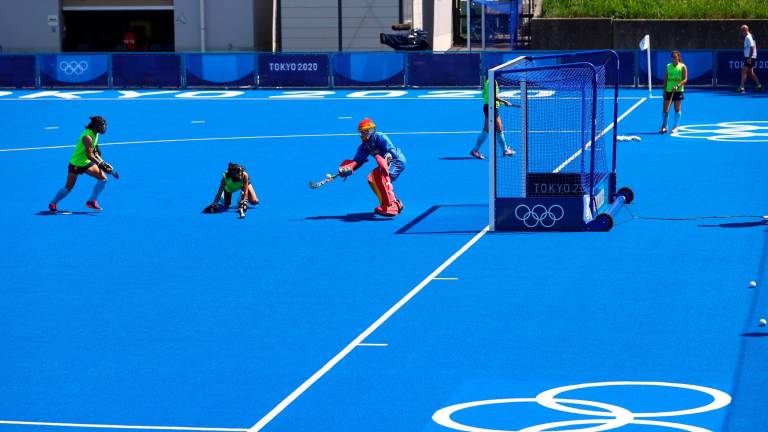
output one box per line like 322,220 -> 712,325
368,168 -> 399,217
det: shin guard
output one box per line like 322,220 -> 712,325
367,167 -> 399,216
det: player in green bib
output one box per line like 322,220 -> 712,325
203,162 -> 260,218
660,50 -> 688,134
48,116 -> 117,212
470,77 -> 515,160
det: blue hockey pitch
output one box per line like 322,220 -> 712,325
0,88 -> 766,432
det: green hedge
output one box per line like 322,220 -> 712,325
541,0 -> 768,19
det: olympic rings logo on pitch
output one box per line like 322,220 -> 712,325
515,204 -> 564,228
59,60 -> 89,76
673,121 -> 768,143
433,381 -> 732,432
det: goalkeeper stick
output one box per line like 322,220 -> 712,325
308,173 -> 339,189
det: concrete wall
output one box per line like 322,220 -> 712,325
531,18 -> 768,50
431,0 -> 451,51
0,0 -> 61,52
281,0 -> 338,51
174,0 -> 255,51
341,0 -> 399,51
253,0 -> 273,51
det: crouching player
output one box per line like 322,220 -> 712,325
48,115 -> 116,212
203,162 -> 260,218
338,118 -> 405,217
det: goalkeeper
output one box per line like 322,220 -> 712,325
48,115 -> 116,212
338,118 -> 405,217
203,162 -> 260,217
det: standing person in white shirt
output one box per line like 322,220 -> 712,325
738,24 -> 763,93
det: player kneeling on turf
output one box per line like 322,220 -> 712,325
338,118 -> 405,217
203,162 -> 260,218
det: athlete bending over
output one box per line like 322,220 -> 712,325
338,118 -> 405,217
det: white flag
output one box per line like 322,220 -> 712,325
639,34 -> 650,51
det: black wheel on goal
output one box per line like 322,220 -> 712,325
590,213 -> 614,231
617,187 -> 634,204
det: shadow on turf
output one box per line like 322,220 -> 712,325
741,332 -> 768,337
699,221 -> 767,229
438,156 -> 481,161
396,204 -> 487,235
35,210 -> 99,216
306,212 -> 391,222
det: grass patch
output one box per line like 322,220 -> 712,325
541,0 -> 768,19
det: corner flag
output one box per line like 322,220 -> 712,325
639,34 -> 650,51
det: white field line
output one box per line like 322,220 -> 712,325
0,96 -> 646,102
553,97 -> 647,173
247,227 -> 490,432
0,420 -> 246,431
0,131 -> 479,153
0,129 -> 614,153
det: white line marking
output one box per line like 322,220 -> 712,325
337,116 -> 353,119
553,97 -> 647,173
44,126 -> 59,130
433,277 -> 459,280
0,420 -> 246,431
0,131 -> 479,153
247,227 -> 490,432
191,120 -> 206,124
357,343 -> 388,347
0,96 -> 645,102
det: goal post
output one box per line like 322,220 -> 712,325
488,50 -> 633,232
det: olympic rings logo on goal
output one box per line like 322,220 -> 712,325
673,121 -> 768,143
59,60 -> 89,76
515,204 -> 565,228
433,381 -> 732,432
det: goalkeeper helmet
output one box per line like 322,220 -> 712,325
358,118 -> 376,142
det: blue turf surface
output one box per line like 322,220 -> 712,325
0,88 -> 766,432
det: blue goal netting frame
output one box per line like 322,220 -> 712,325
488,50 -> 631,232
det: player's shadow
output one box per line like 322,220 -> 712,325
306,212 -> 390,223
34,210 -> 98,216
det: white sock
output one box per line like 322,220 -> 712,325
473,131 -> 488,151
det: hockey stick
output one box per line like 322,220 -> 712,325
308,173 -> 339,189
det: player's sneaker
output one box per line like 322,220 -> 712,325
503,147 -> 516,157
671,127 -> 679,134
659,127 -> 668,134
395,199 -> 404,214
757,85 -> 764,92
736,87 -> 745,93
470,150 -> 486,160
85,200 -> 102,211
48,203 -> 57,213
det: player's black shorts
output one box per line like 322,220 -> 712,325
68,162 -> 94,175
744,57 -> 756,68
664,91 -> 684,102
483,104 -> 500,119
